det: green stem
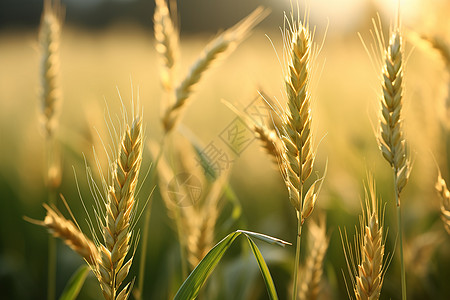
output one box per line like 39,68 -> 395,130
136,136 -> 166,300
394,172 -> 407,300
292,213 -> 303,300
47,191 -> 56,300
46,138 -> 57,300
292,175 -> 303,300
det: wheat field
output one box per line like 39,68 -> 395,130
0,0 -> 450,299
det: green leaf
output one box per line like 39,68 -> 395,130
237,230 -> 291,247
174,230 -> 288,300
244,236 -> 278,300
59,265 -> 90,300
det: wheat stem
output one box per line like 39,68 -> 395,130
395,173 -> 407,300
47,190 -> 56,300
135,136 -> 166,300
292,211 -> 303,300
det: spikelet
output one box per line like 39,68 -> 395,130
94,114 -> 143,300
299,218 -> 329,300
40,204 -> 99,265
39,0 -> 63,138
342,179 -> 387,300
435,173 -> 450,234
378,27 -> 410,203
161,7 -> 269,132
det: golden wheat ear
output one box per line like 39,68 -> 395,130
154,0 -> 179,94
161,7 -> 270,132
435,173 -> 450,234
377,27 -> 410,202
39,0 -> 64,138
93,113 -> 144,300
299,216 -> 329,300
27,204 -> 99,265
341,178 -> 388,300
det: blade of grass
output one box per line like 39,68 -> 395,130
59,265 -> 90,300
174,230 -> 288,300
244,235 -> 279,300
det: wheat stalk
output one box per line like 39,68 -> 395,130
161,7 -> 269,132
38,204 -> 99,265
435,173 -> 450,234
94,114 -> 143,300
39,0 -> 63,139
299,217 -> 329,300
377,24 -> 409,299
267,12 -> 325,300
39,2 -> 64,299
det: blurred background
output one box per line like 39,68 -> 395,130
1,0 -> 450,299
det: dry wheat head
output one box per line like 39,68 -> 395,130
435,173 -> 450,234
39,0 -> 63,138
154,0 -> 179,93
95,115 -> 143,300
41,204 -> 99,265
161,7 -> 269,132
270,16 -> 324,223
299,218 -> 329,300
341,179 -> 387,300
378,29 -> 410,203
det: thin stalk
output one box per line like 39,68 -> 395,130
47,191 -> 56,300
394,172 -> 407,300
136,135 -> 166,300
292,182 -> 303,300
46,138 -> 57,300
174,205 -> 188,279
292,212 -> 303,300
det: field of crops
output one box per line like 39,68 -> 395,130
1,0 -> 450,299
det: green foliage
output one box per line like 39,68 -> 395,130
174,230 -> 289,300
59,265 -> 90,300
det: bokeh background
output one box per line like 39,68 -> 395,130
1,0 -> 450,299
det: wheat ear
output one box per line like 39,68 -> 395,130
299,218 -> 329,300
154,0 -> 179,93
95,115 -> 143,300
379,29 -> 410,201
161,7 -> 269,132
354,187 -> 385,300
342,179 -> 387,300
435,173 -> 450,234
39,204 -> 99,265
39,0 -> 63,138
253,124 -> 284,164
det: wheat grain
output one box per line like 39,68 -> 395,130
40,204 -> 99,265
94,115 -> 143,300
39,0 -> 63,138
